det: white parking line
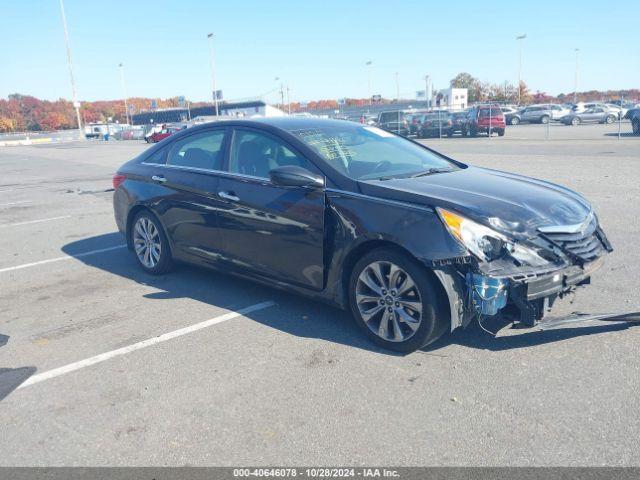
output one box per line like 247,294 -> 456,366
0,215 -> 71,228
0,200 -> 31,207
0,244 -> 126,274
18,301 -> 276,389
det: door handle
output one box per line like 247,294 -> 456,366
151,175 -> 167,183
218,191 -> 240,202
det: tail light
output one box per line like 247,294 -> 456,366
113,174 -> 126,190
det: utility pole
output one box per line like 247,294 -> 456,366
574,48 -> 580,104
424,75 -> 430,108
286,85 -> 291,114
395,72 -> 400,102
280,83 -> 285,110
118,63 -> 130,125
516,34 -> 526,105
366,60 -> 372,106
58,0 -> 83,138
207,33 -> 219,117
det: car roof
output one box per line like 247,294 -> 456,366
178,116 -> 358,134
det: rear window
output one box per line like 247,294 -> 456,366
479,108 -> 503,117
379,112 -> 405,123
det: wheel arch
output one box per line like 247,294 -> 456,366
339,239 -> 451,322
125,204 -> 172,254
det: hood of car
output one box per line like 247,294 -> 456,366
359,166 -> 592,239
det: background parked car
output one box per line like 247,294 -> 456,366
500,106 -> 520,125
147,126 -> 181,143
449,111 -> 468,135
515,105 -> 569,124
377,110 -> 409,136
629,108 -> 640,135
416,112 -> 453,138
462,105 -> 505,137
407,113 -> 424,136
561,107 -> 618,125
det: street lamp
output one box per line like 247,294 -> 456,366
207,33 -> 219,117
365,60 -> 372,105
425,75 -> 430,108
574,48 -> 580,104
118,63 -> 130,125
274,77 -> 285,110
516,34 -> 527,105
58,0 -> 83,138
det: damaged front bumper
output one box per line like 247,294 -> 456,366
433,223 -> 613,331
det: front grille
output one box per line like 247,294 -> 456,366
541,219 -> 605,262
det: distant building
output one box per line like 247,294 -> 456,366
435,88 -> 468,110
131,100 -> 285,125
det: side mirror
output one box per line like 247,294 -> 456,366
269,165 -> 325,188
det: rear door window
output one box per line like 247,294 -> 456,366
167,129 -> 227,171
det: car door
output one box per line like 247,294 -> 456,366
215,127 -> 326,290
150,128 -> 230,264
582,108 -> 600,123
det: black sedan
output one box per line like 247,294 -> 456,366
113,118 -> 612,352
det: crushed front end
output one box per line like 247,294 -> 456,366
433,208 -> 613,329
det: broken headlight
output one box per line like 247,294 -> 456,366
437,208 -> 551,266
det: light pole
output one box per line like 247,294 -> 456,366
286,85 -> 291,114
58,0 -> 83,138
365,60 -> 372,105
516,34 -> 526,105
395,72 -> 400,102
573,48 -> 580,104
274,77 -> 285,110
207,33 -> 219,117
425,75 -> 430,108
118,63 -> 130,125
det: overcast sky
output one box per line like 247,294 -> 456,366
2,0 -> 638,103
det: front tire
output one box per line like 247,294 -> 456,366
605,115 -> 615,124
633,118 -> 640,135
510,116 -> 520,125
349,248 -> 447,353
540,115 -> 550,124
571,117 -> 581,126
131,211 -> 173,274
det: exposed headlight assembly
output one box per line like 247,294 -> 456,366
437,208 -> 550,266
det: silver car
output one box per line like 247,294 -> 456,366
561,107 -> 618,125
517,105 -> 569,124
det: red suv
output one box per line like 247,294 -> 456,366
462,105 -> 505,137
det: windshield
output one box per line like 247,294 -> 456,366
290,124 -> 458,180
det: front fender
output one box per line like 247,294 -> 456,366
324,189 -> 469,311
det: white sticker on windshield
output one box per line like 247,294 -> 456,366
362,126 -> 395,138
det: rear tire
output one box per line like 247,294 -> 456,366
498,129 -> 505,137
605,115 -> 615,124
349,248 -> 448,353
510,117 -> 520,125
130,210 -> 173,275
633,118 -> 640,135
540,115 -> 550,124
571,117 -> 581,126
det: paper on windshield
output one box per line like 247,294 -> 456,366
362,126 -> 395,138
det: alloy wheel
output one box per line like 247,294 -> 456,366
133,216 -> 162,269
355,261 -> 423,342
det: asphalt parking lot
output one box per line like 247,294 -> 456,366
0,122 -> 639,466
